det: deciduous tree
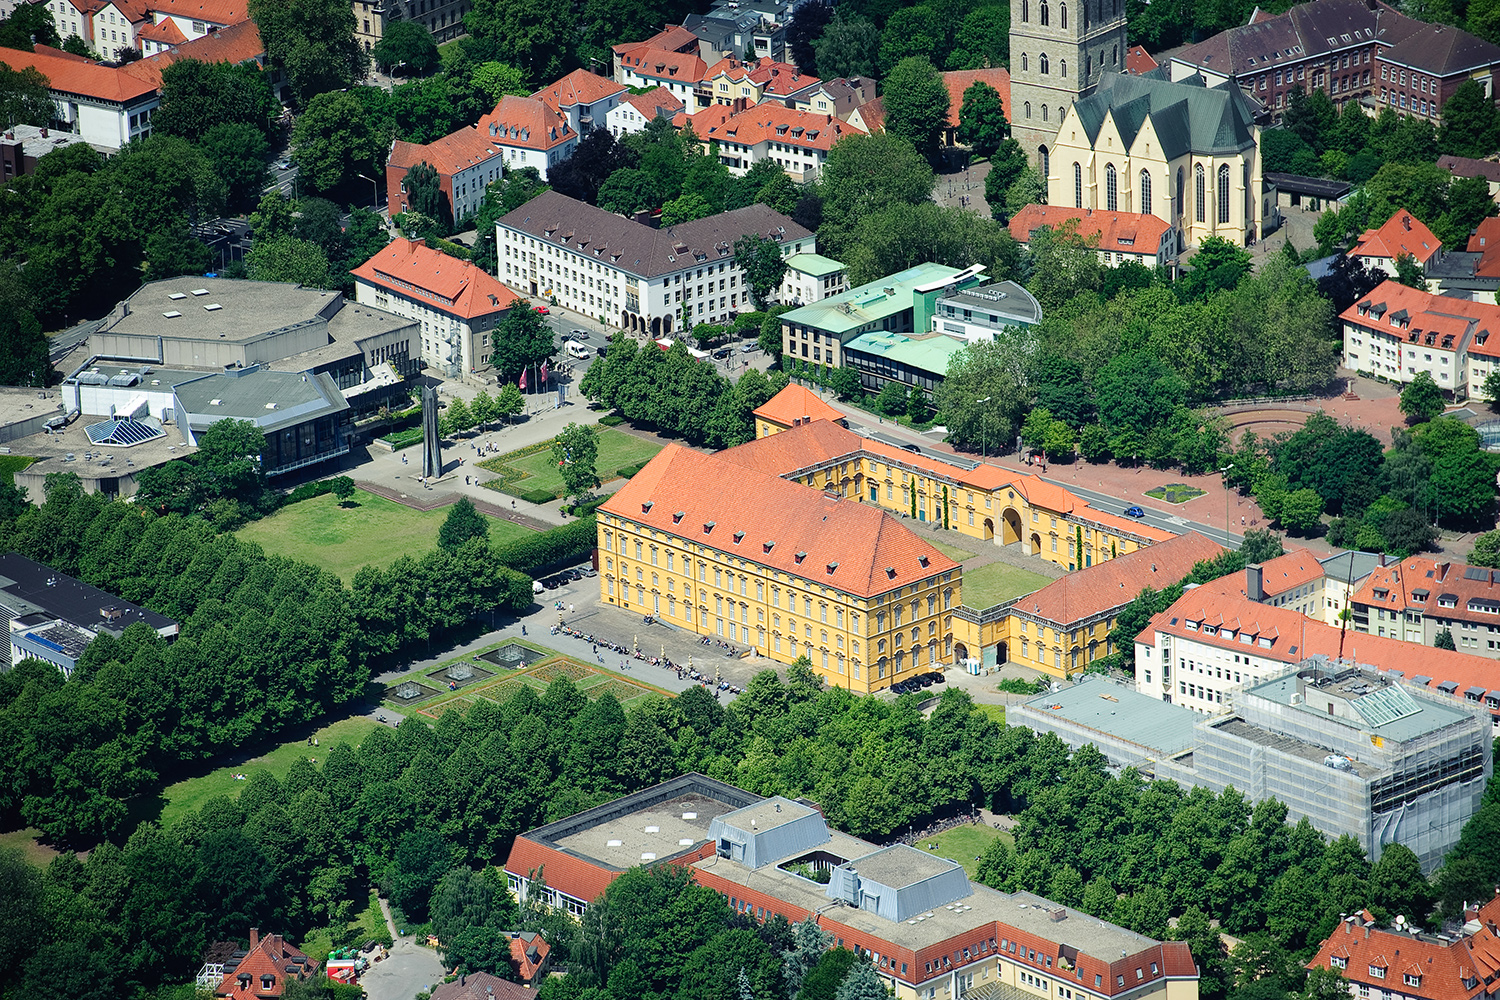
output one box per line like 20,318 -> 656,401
1399,371 -> 1445,423
881,57 -> 950,167
552,423 -> 600,504
439,497 -> 490,551
373,21 -> 439,76
250,0 -> 366,104
957,81 -> 1008,158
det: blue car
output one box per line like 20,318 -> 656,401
1125,505 -> 1145,518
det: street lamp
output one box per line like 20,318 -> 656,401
1218,464 -> 1234,538
976,397 -> 991,459
357,173 -> 380,209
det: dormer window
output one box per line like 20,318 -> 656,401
642,501 -> 654,513
827,562 -> 838,574
1404,975 -> 1421,988
918,555 -> 930,567
703,521 -> 715,533
1369,965 -> 1386,980
885,566 -> 897,579
1331,957 -> 1347,970
733,531 -> 745,544
763,541 -> 775,553
673,511 -> 685,523
794,551 -> 807,563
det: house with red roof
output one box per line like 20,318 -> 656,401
385,127 -> 504,229
1350,209 -> 1442,281
0,43 -> 159,149
208,928 -> 312,999
750,382 -> 847,437
1125,46 -> 1158,74
1340,278 -> 1499,398
508,930 -> 550,984
138,0 -> 246,52
786,76 -> 877,123
1009,205 -> 1178,268
1350,555 -> 1500,662
1308,894 -> 1500,997
606,86 -> 684,137
612,27 -> 707,109
534,68 -> 626,136
122,19 -> 270,91
475,94 -> 577,180
431,972 -> 535,1000
351,238 -> 521,377
696,57 -> 821,113
682,101 -> 864,181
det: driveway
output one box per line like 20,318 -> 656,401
359,898 -> 446,1000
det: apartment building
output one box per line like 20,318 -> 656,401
1350,556 -> 1500,659
534,69 -> 626,135
684,101 -> 865,182
1340,279 -> 1496,398
605,87 -> 684,137
496,190 -> 813,335
1308,898 -> 1500,1000
1348,210 -> 1440,282
1009,205 -> 1178,267
386,127 -> 505,227
351,237 -> 521,377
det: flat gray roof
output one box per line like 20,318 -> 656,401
0,387 -> 66,428
65,361 -> 212,390
1210,716 -> 1384,778
553,792 -> 730,868
270,302 -> 418,373
716,796 -> 817,835
104,278 -> 340,344
174,369 -> 348,431
1247,669 -> 1476,743
846,844 -> 961,890
1018,676 -> 1201,757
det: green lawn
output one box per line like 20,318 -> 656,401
237,488 -> 535,582
975,703 -> 1006,725
0,827 -> 60,866
919,824 -> 1015,877
0,455 -> 35,485
961,562 -> 1051,609
158,716 -> 383,827
930,540 -> 976,563
489,429 -> 662,498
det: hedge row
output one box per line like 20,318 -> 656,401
518,488 -> 558,504
493,513 -> 597,575
598,414 -> 626,427
281,479 -> 334,507
380,426 -> 425,449
476,438 -> 559,494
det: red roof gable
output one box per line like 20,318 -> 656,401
942,68 -> 1012,128
1126,45 -> 1160,73
1350,209 -> 1441,266
351,238 -> 520,320
477,95 -> 575,151
534,68 -> 626,112
0,43 -> 157,102
752,383 -> 845,428
1016,531 -> 1225,623
213,930 -> 309,999
1009,204 -> 1173,256
138,17 -> 187,44
1342,279 -> 1500,358
387,127 -> 501,180
1307,905 -> 1500,1000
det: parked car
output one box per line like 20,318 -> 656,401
1125,505 -> 1145,518
740,343 -> 756,353
273,159 -> 292,171
570,329 -> 589,341
534,305 -> 550,314
712,347 -> 731,359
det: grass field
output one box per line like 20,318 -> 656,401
398,642 -> 675,718
975,703 -> 1006,725
920,823 -> 1014,876
486,429 -> 662,498
0,455 -> 35,485
237,488 -> 535,581
0,827 -> 60,866
158,716 -> 383,827
930,540 -> 976,563
961,562 -> 1051,609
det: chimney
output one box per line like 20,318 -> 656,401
1379,553 -> 1388,567
1247,564 -> 1264,602
249,928 -> 259,950
39,127 -> 47,137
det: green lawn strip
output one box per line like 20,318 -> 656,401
0,455 -> 35,485
960,562 -> 1051,609
975,704 -> 1007,725
0,827 -> 60,866
1144,483 -> 1205,504
158,716 -> 383,827
929,540 -> 978,563
388,650 -> 675,712
236,488 -> 535,582
920,823 -> 1015,877
480,429 -> 661,498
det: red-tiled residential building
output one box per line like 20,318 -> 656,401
696,57 -> 821,112
684,102 -> 865,181
475,94 -> 578,180
1349,209 -> 1441,280
606,86 -> 684,137
210,929 -> 312,999
508,931 -> 550,984
1125,45 -> 1158,74
122,19 -> 269,91
351,238 -> 520,377
1133,581 -> 1500,730
1339,279 -> 1500,397
1008,205 -> 1177,268
750,382 -> 846,436
612,26 -> 707,109
0,43 -> 159,148
385,127 -> 504,228
1306,895 -> 1500,1000
534,68 -> 626,135
1351,555 -> 1500,662
431,972 -> 534,1000
504,775 -> 1202,1000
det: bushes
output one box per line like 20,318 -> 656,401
380,426 -> 426,449
282,479 -> 335,506
599,414 -> 626,426
518,488 -> 558,504
493,514 -> 597,575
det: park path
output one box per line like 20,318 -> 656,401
354,479 -> 554,531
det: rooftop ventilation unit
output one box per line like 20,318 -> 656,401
162,311 -> 182,318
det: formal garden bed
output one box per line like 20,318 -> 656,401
477,428 -> 661,502
1144,483 -> 1206,504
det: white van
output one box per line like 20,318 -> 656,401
566,341 -> 591,359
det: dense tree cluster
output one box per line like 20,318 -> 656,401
0,471 -> 534,844
937,248 -> 1336,464
580,336 -> 790,448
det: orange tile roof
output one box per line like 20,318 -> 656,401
145,0 -> 246,25
1125,45 -> 1159,73
1352,556 -> 1500,624
703,57 -> 819,96
692,101 -> 864,152
0,44 -> 158,102
387,127 -> 501,179
1014,531 -> 1225,623
476,94 -> 575,151
1009,204 -> 1173,256
351,238 -> 520,320
615,42 -> 707,83
138,17 -> 188,44
213,931 -> 308,999
432,972 -> 535,1000
508,931 -> 550,982
601,443 -> 959,598
109,0 -> 150,22
1248,546 -> 1325,598
1307,903 -> 1500,1000
534,68 -> 625,113
1343,279 -> 1500,358
942,68 -> 1012,128
612,24 -> 699,55
1466,216 -> 1500,279
1349,209 -> 1441,266
124,19 -> 263,89
1140,587 -> 1500,715
752,383 -> 845,428
618,86 -> 683,119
